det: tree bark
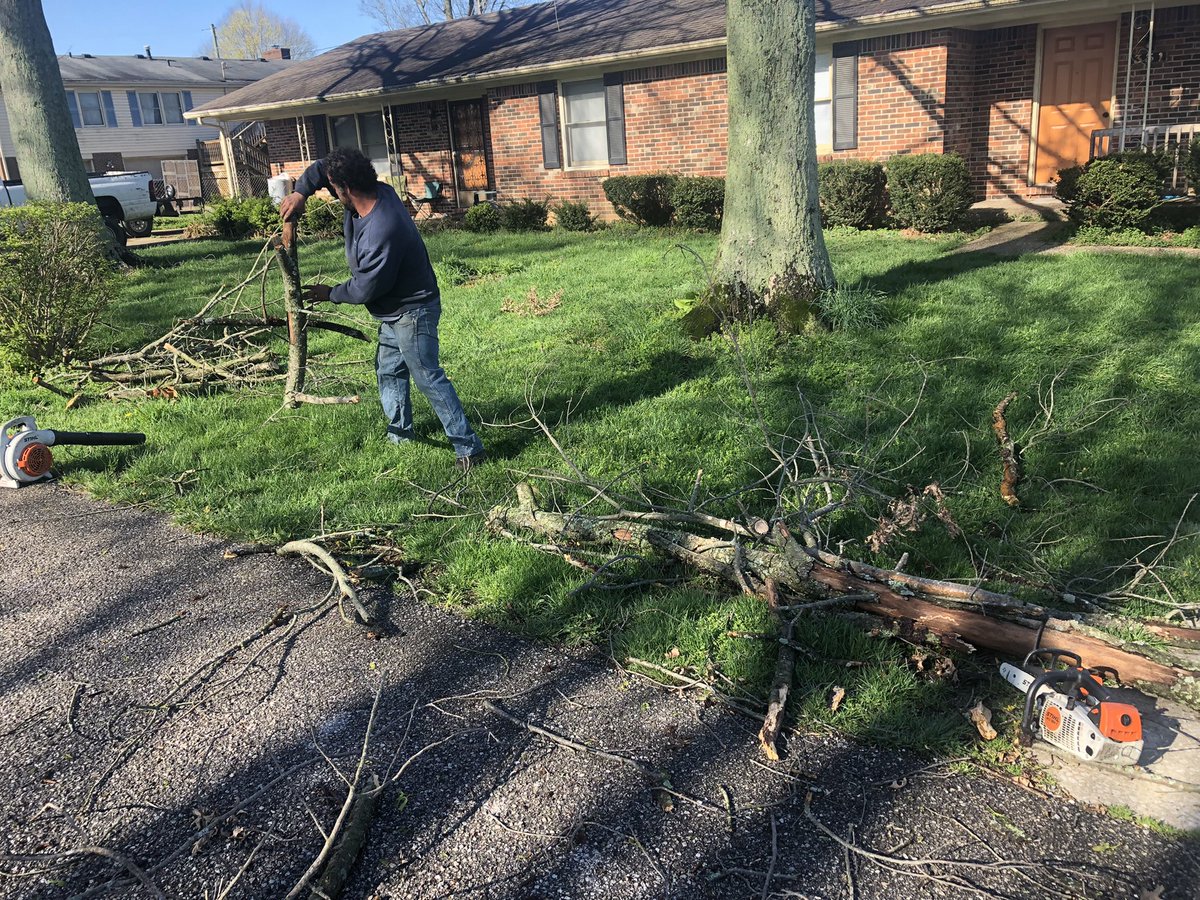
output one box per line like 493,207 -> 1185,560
0,0 -> 96,205
274,222 -> 307,407
715,0 -> 835,320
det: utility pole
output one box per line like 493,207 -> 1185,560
210,23 -> 221,59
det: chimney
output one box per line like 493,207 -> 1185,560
144,44 -> 153,59
263,46 -> 291,60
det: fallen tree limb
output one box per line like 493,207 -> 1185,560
757,578 -> 793,761
277,540 -> 372,624
487,485 -> 1200,705
993,392 -> 1021,508
0,847 -> 163,898
285,681 -> 383,900
184,314 -> 370,342
274,225 -> 307,408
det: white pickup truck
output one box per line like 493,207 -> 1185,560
0,171 -> 158,245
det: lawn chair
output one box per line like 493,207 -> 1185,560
401,177 -> 442,221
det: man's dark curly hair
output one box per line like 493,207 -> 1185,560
325,147 -> 379,193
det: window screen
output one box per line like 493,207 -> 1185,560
814,52 -> 833,147
162,93 -> 185,125
138,92 -> 163,125
330,115 -> 357,149
562,79 -> 608,167
357,113 -> 389,176
79,91 -> 104,126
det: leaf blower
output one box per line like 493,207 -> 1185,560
1,415 -> 146,489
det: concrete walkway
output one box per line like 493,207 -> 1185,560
957,196 -> 1200,258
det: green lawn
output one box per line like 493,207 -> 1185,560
6,226 -> 1199,751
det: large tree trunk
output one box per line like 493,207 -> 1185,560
715,0 -> 835,323
0,0 -> 95,204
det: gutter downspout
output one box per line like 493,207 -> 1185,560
1121,3 -> 1137,151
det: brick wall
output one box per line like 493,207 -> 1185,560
943,30 -> 978,163
486,60 -> 728,213
970,25 -> 1038,198
1113,5 -> 1200,129
834,31 -> 949,162
266,118 -> 303,177
389,100 -> 457,208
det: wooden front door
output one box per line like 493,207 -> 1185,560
449,100 -> 491,198
1035,23 -> 1117,184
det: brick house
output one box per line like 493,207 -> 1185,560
186,0 -> 1200,214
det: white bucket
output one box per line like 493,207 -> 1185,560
267,173 -> 295,206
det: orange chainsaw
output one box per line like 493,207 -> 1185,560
1000,648 -> 1144,766
1,415 -> 145,488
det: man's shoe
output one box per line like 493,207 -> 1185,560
455,450 -> 487,472
386,430 -> 416,445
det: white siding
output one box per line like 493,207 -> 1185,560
0,83 -> 252,178
68,84 -> 226,162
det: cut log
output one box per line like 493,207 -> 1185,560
274,221 -> 306,408
487,486 -> 1200,704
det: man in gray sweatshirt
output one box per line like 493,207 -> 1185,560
280,148 -> 485,471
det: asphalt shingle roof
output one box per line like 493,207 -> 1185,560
191,0 -> 1050,117
57,54 -> 292,87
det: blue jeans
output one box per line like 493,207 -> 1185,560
376,301 -> 483,458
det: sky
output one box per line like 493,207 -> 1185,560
42,0 -> 381,59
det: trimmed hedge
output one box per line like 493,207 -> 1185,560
818,160 -> 887,229
552,199 -> 596,231
301,196 -> 343,238
464,202 -> 502,232
1068,156 -> 1161,230
669,176 -> 725,230
501,198 -> 550,231
602,174 -> 677,226
1054,165 -> 1085,204
885,153 -> 974,232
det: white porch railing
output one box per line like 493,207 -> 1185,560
1090,123 -> 1200,192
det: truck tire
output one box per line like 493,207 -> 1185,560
125,218 -> 153,238
103,216 -> 128,248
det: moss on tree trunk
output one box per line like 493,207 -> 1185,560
715,0 -> 835,327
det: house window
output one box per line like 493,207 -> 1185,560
814,51 -> 833,148
162,92 -> 185,125
561,79 -> 608,167
78,91 -> 105,126
137,92 -> 163,125
328,113 -> 391,177
330,115 -> 358,149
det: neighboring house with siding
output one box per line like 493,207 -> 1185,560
185,0 -> 1200,215
0,50 -> 293,182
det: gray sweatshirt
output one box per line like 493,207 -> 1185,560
293,159 -> 439,321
